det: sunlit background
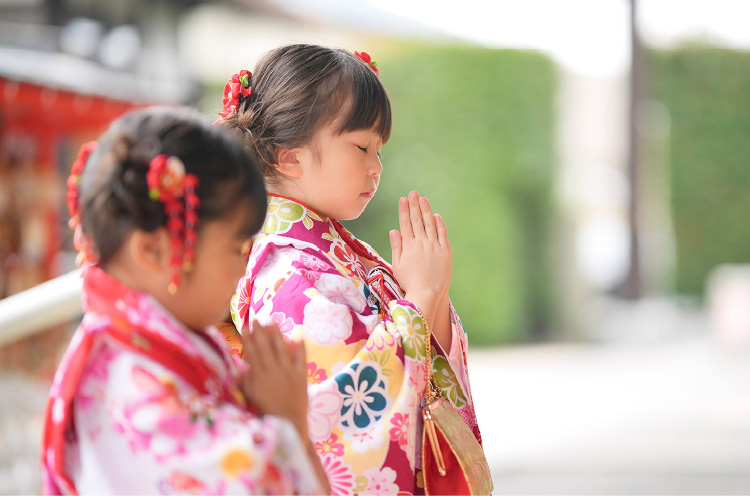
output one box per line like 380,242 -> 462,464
2,0 -> 750,493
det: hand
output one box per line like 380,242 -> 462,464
389,191 -> 452,330
238,322 -> 309,439
239,324 -> 331,495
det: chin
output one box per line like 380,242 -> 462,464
339,209 -> 366,221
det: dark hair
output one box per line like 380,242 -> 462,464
221,44 -> 392,179
78,106 -> 267,264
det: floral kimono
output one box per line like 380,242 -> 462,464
41,266 -> 323,495
227,195 -> 482,495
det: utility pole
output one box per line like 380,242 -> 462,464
619,0 -> 642,299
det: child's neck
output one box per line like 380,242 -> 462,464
267,185 -> 329,222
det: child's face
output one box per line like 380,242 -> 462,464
169,209 -> 251,330
296,121 -> 383,221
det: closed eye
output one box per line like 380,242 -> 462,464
357,145 -> 368,153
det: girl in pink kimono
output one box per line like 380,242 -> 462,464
41,106 -> 329,494
218,44 -> 484,495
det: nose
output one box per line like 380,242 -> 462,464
370,153 -> 383,177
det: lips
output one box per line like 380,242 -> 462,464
361,189 -> 375,198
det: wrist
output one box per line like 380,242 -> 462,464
292,415 -> 309,442
404,290 -> 440,326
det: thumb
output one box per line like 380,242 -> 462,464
389,230 -> 402,266
289,339 -> 307,366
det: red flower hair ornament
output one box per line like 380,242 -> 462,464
354,51 -> 379,76
66,141 -> 98,266
66,144 -> 201,294
146,154 -> 200,294
216,69 -> 253,122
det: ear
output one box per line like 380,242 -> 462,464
274,147 -> 309,178
127,228 -> 171,276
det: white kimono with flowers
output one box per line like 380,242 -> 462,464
42,266 -> 323,495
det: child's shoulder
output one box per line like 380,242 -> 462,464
250,232 -> 332,269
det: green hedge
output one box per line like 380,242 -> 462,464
346,45 -> 557,345
649,47 -> 750,296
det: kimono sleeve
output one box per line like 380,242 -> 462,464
67,343 -> 322,495
242,244 -> 427,362
242,245 -> 430,477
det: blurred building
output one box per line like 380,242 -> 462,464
0,0 -> 200,295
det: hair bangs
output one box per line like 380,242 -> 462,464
336,58 -> 392,142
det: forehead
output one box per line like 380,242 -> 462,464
331,81 -> 391,142
314,119 -> 381,147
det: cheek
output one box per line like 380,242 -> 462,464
226,257 -> 246,288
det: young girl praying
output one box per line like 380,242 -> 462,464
218,44 -> 485,495
41,106 -> 329,494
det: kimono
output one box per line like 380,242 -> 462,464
41,265 -> 323,495
227,195 -> 482,495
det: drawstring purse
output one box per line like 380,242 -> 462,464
421,312 -> 494,495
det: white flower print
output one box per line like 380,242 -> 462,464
307,383 -> 343,441
300,251 -> 330,271
303,296 -> 353,346
363,467 -> 399,495
331,362 -> 347,376
342,421 -> 385,453
315,273 -> 366,312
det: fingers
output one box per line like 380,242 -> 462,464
435,213 -> 450,247
419,197 -> 437,239
238,370 -> 256,405
389,229 -> 402,266
241,324 -> 264,369
398,196 -> 413,238
289,340 -> 308,383
401,191 -> 439,240
243,322 -> 287,370
408,192 -> 423,237
266,323 -> 291,369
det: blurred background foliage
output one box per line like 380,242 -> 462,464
649,47 -> 750,297
345,45 -> 558,345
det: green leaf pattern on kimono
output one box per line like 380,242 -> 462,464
432,355 -> 468,408
264,198 -> 323,234
366,349 -> 394,378
388,305 -> 426,361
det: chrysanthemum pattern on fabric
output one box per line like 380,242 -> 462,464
225,195 -> 483,495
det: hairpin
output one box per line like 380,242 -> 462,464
216,69 -> 253,122
354,51 -> 379,76
146,154 -> 200,294
66,141 -> 98,265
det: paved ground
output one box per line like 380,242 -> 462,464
470,334 -> 750,495
3,323 -> 750,494
0,373 -> 47,495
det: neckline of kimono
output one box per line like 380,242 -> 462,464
266,191 -> 324,219
265,191 -> 382,265
330,220 -> 381,267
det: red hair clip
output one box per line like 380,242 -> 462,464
146,154 -> 200,294
66,141 -> 98,265
216,69 -> 253,122
354,51 -> 379,76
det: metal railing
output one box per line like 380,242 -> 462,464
0,269 -> 83,347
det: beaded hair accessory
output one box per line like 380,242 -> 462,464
146,154 -> 200,294
354,51 -> 379,76
216,69 -> 253,122
66,141 -> 98,265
